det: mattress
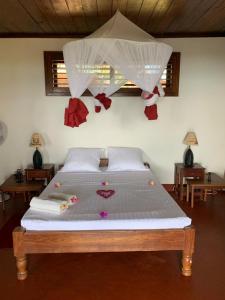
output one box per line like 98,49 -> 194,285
21,169 -> 191,231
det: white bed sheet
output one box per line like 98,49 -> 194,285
21,169 -> 191,231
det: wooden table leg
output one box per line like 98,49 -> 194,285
174,165 -> 179,195
191,186 -> 195,208
186,183 -> 189,203
180,173 -> 184,201
212,188 -> 217,196
23,192 -> 27,203
204,189 -> 208,201
200,189 -> 203,201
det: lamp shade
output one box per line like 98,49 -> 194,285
30,133 -> 43,147
183,132 -> 198,146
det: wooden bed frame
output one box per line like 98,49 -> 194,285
12,159 -> 195,280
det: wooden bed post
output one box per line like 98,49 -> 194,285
13,227 -> 27,280
182,226 -> 195,276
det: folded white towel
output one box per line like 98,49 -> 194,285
30,197 -> 68,214
48,193 -> 79,205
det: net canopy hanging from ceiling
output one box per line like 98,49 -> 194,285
63,11 -> 173,127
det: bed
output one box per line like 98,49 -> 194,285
13,159 -> 195,280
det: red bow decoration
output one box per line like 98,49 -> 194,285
144,104 -> 158,120
95,106 -> 101,113
64,98 -> 89,127
95,93 -> 112,113
142,85 -> 161,120
152,86 -> 160,96
142,86 -> 160,100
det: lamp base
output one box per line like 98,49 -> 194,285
33,148 -> 43,169
184,147 -> 194,168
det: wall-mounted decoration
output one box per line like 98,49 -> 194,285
0,121 -> 7,145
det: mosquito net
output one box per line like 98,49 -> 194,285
63,11 -> 172,127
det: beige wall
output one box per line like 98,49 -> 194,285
0,38 -> 225,184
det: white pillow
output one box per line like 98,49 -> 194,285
60,148 -> 103,172
107,147 -> 147,171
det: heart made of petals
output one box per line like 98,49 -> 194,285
96,190 -> 115,199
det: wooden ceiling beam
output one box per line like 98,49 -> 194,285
169,0 -> 219,32
166,0 -> 200,32
149,0 -> 186,33
188,0 -> 225,32
137,0 -> 158,29
0,0 -> 43,33
126,0 -> 143,22
0,31 -> 224,39
146,0 -> 174,32
66,0 -> 89,33
0,0 -> 224,37
51,0 -> 75,32
97,0 -> 112,17
18,0 -> 53,32
97,0 -> 113,24
34,0 -> 66,33
112,0 -> 128,15
0,25 -> 9,33
82,0 -> 100,31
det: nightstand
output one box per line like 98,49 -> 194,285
25,164 -> 55,184
174,163 -> 205,201
0,175 -> 44,211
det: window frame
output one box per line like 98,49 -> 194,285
44,51 -> 180,97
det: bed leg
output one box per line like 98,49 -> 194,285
182,226 -> 195,276
182,253 -> 192,276
13,227 -> 28,280
16,255 -> 27,280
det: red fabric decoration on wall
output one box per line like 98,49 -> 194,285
95,106 -> 101,113
152,86 -> 160,96
144,104 -> 158,120
142,86 -> 160,100
142,84 -> 163,120
94,93 -> 112,112
64,98 -> 89,127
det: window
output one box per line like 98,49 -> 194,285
44,51 -> 180,97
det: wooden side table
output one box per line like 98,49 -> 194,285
0,175 -> 44,211
186,173 -> 225,208
25,164 -> 54,184
174,163 -> 205,201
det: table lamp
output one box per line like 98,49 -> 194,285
31,133 -> 43,169
183,131 -> 198,167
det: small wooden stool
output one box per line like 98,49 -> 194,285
186,173 -> 225,208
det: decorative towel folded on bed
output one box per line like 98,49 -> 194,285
30,197 -> 68,214
48,193 -> 79,205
